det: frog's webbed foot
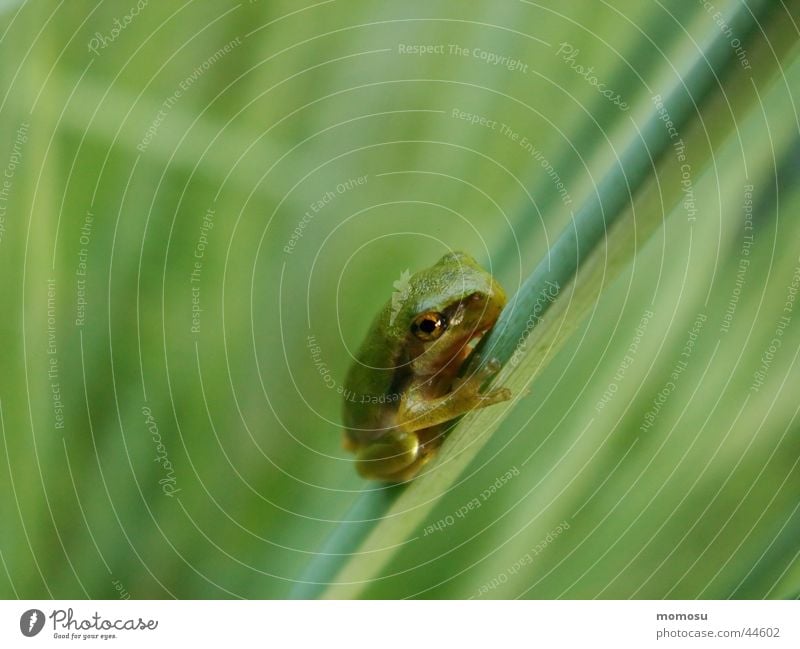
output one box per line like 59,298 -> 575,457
355,430 -> 422,481
453,357 -> 511,406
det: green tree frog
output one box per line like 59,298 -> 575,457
342,251 -> 511,482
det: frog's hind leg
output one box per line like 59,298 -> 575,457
355,430 -> 420,481
383,427 -> 445,482
381,452 -> 434,483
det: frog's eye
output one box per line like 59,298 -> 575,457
411,312 -> 447,341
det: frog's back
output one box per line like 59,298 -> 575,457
342,301 -> 408,437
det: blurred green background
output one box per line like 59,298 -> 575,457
0,0 -> 798,599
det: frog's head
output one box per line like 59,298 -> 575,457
394,251 -> 506,376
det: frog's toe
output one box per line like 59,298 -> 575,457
483,357 -> 502,375
462,357 -> 503,385
480,386 -> 512,406
454,358 -> 504,395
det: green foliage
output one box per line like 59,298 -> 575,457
0,0 -> 798,600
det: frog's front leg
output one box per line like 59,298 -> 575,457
397,362 -> 511,432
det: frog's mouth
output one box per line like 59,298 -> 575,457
470,325 -> 493,348
452,321 -> 496,367
451,296 -> 504,359
416,324 -> 487,378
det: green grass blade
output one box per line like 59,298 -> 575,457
304,4 -> 788,599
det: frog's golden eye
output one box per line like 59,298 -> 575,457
411,311 -> 447,341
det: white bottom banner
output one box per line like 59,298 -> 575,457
0,600 -> 796,648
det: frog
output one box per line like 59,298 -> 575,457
342,251 -> 512,482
